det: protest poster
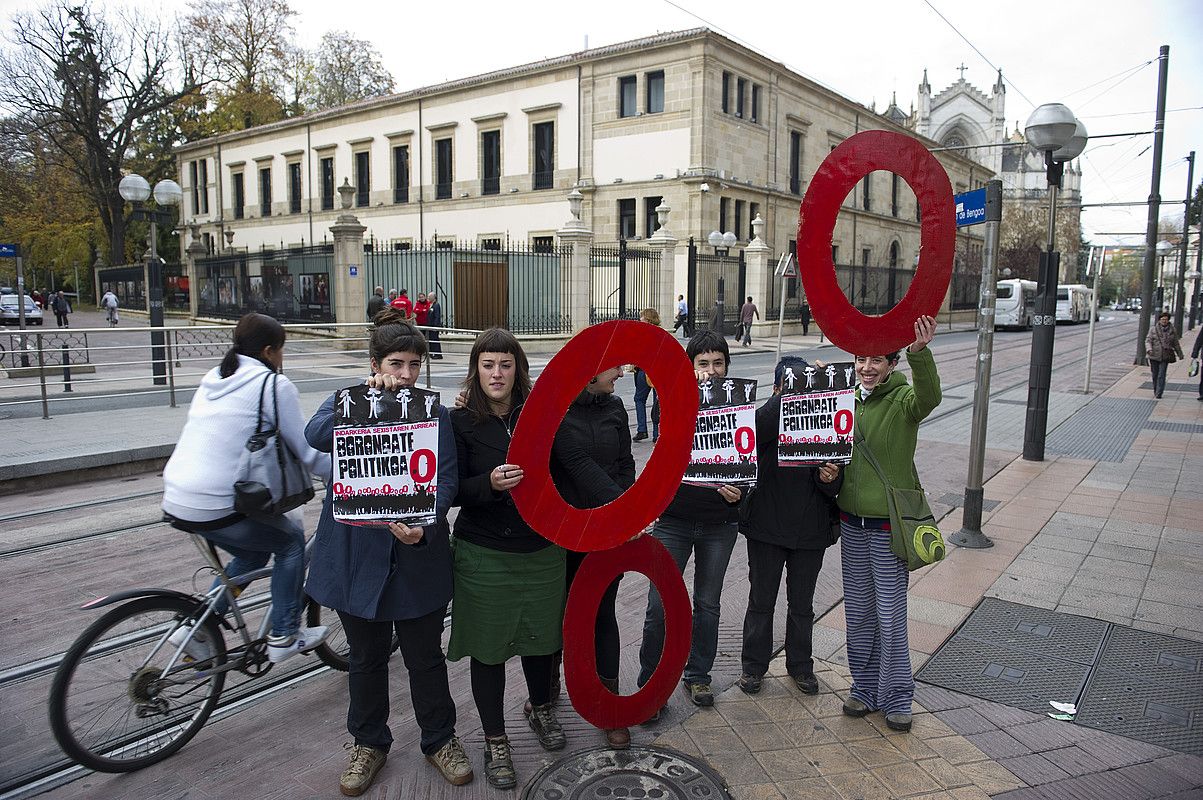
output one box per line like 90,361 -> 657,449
778,361 -> 855,465
682,376 -> 758,486
331,383 -> 441,527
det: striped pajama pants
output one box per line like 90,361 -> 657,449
840,520 -> 913,714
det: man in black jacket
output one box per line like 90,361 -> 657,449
738,355 -> 842,696
637,331 -> 743,710
367,286 -> 386,320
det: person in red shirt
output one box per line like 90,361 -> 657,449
391,289 -> 413,320
414,293 -> 431,326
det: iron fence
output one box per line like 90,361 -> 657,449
195,244 -> 335,323
687,239 -> 745,334
589,241 -> 660,323
832,264 -> 917,316
365,238 -> 573,334
950,271 -> 982,310
98,263 -> 191,313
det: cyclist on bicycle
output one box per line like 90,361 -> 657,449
162,313 -> 330,663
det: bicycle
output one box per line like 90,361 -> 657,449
48,530 -> 352,772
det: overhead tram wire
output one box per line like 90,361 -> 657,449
1062,60 -> 1155,101
1081,106 -> 1203,120
921,0 -> 1036,108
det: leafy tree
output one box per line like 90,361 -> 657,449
1189,182 -> 1201,228
0,3 -> 199,264
312,30 -> 394,110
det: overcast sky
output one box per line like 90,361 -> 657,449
4,0 -> 1201,246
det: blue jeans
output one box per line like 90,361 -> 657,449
199,515 -> 305,638
632,369 -> 659,437
638,517 -> 738,686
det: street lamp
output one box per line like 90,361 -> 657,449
119,173 -> 181,386
1022,103 -> 1087,462
707,230 -> 738,336
1155,239 -> 1173,314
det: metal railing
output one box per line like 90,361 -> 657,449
0,321 -> 481,419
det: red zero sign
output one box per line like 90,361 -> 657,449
409,449 -> 436,483
834,409 -> 854,435
562,536 -> 691,730
734,426 -> 755,455
508,320 -> 698,552
796,130 -> 954,354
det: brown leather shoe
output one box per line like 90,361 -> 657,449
599,677 -> 631,749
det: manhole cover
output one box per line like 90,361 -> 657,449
1077,670 -> 1203,755
521,745 -> 731,800
1097,626 -> 1203,688
956,598 -> 1108,665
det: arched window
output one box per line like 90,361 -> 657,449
889,241 -> 900,269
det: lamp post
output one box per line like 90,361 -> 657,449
119,173 -> 182,386
1022,104 -> 1086,462
707,230 -> 737,335
1155,239 -> 1173,314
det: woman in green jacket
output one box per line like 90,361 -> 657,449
837,315 -> 940,733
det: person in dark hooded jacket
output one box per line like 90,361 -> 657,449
737,356 -> 842,697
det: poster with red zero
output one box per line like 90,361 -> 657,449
778,361 -> 855,466
331,383 -> 441,527
682,376 -> 758,486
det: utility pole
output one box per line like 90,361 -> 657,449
1136,45 -> 1170,365
1174,151 -> 1194,332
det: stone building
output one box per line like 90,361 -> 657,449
174,28 -> 986,328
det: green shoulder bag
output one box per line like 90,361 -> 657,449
853,431 -> 946,571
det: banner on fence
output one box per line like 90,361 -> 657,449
332,384 -> 441,527
682,376 -> 758,486
778,361 -> 855,465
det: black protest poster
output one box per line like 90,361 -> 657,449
778,361 -> 856,465
682,376 -> 758,486
332,384 -> 441,527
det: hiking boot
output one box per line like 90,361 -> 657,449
427,736 -> 473,786
684,681 -> 714,707
483,735 -> 516,789
267,625 -> 328,664
526,701 -> 567,751
600,677 -> 631,749
842,696 -> 871,717
792,672 -> 820,695
738,673 -> 763,694
340,743 -> 386,797
885,712 -> 913,732
167,622 -> 213,663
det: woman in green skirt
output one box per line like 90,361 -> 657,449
449,328 -> 566,790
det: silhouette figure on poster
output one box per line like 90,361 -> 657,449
700,379 -> 713,405
396,388 -> 411,417
804,365 -> 816,388
366,388 -> 383,419
424,394 -> 437,417
743,382 -> 755,403
338,389 -> 356,417
784,367 -> 797,389
825,364 -> 837,386
845,366 -> 855,386
722,379 -> 735,403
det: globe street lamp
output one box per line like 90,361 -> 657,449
707,230 -> 738,336
119,173 -> 181,386
1155,239 -> 1174,314
1022,104 -> 1087,462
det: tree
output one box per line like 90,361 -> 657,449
1189,182 -> 1201,229
0,3 -> 199,264
183,0 -> 296,128
312,30 -> 394,110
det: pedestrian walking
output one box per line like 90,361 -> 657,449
631,307 -> 662,442
1146,312 -> 1184,399
739,296 -> 759,346
838,315 -> 940,733
50,291 -> 71,327
427,291 -> 444,360
448,329 -> 567,789
673,294 -> 691,336
738,355 -> 842,697
101,289 -> 120,327
800,301 -> 812,336
1192,327 -> 1203,402
367,286 -> 386,320
305,307 -> 473,795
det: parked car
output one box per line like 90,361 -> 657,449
0,294 -> 44,325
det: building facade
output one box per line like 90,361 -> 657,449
175,28 -> 986,324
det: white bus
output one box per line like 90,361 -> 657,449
1056,284 -> 1092,323
995,279 -> 1037,329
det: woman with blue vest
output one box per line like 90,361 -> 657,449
305,308 -> 472,796
837,315 -> 940,733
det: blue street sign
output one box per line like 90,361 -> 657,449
954,188 -> 987,227
0,243 -> 17,258
349,265 -> 359,277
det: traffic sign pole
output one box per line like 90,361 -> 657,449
774,252 -> 796,364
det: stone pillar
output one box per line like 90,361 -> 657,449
744,214 -> 772,335
647,201 -> 679,325
329,179 -> 367,325
185,223 -> 206,319
557,187 -> 593,333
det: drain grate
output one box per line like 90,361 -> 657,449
955,598 -> 1108,665
1076,671 -> 1203,755
1145,420 -> 1203,434
915,636 -> 1092,715
1139,381 -> 1198,393
1044,397 -> 1155,462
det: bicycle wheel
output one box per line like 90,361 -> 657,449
306,597 -> 349,671
48,596 -> 227,772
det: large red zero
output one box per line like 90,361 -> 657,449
508,320 -> 698,728
797,130 -> 955,355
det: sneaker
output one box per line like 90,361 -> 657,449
267,625 -> 328,664
738,673 -> 763,694
427,736 -> 473,786
885,712 -> 913,732
526,701 -> 567,751
167,622 -> 213,663
842,696 -> 871,717
482,735 -> 515,789
340,743 -> 386,797
684,681 -> 714,707
792,672 -> 819,695
633,432 -> 649,442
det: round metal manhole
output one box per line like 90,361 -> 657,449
521,745 -> 731,800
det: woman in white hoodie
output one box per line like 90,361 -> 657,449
162,313 -> 330,663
